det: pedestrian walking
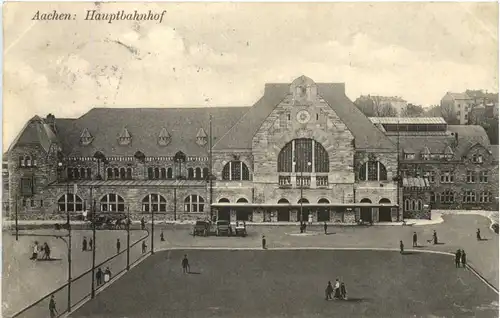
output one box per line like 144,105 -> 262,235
82,237 -> 88,252
30,241 -> 39,260
262,235 -> 267,249
182,255 -> 190,274
412,232 -> 418,247
308,214 -> 313,225
340,282 -> 347,300
334,279 -> 341,299
104,267 -> 111,283
461,250 -> 467,267
43,242 -> 51,260
400,240 -> 404,254
455,249 -> 461,268
142,241 -> 147,254
89,238 -> 93,251
433,230 -> 438,245
82,209 -> 88,222
325,281 -> 333,300
49,295 -> 57,318
476,228 -> 481,241
116,239 -> 121,254
96,267 -> 103,286
160,231 -> 165,242
324,222 -> 328,235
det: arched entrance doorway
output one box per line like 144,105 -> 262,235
218,198 -> 230,221
317,198 -> 330,222
360,198 -> 372,222
277,198 -> 290,221
379,198 -> 392,222
236,198 -> 251,221
298,198 -> 309,222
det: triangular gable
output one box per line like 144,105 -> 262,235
7,116 -> 55,153
461,142 -> 490,157
118,127 -> 132,145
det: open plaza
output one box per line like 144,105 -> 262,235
2,211 -> 498,317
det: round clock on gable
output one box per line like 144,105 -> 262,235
296,110 -> 311,124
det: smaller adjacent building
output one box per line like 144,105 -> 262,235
440,92 -> 473,124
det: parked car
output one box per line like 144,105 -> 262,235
234,221 -> 247,237
492,223 -> 498,234
216,220 -> 232,236
193,221 -> 210,236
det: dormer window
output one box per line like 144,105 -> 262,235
80,128 -> 94,146
472,154 -> 483,163
421,147 -> 430,160
196,128 -> 208,146
118,128 -> 132,146
444,146 -> 454,160
158,128 -> 172,146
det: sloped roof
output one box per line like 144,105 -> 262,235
369,117 -> 446,125
7,116 -> 59,153
55,107 -> 249,157
214,81 -> 395,150
447,92 -> 471,100
448,125 -> 490,157
391,135 -> 454,154
490,145 -> 499,161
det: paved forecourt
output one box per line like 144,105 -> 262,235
2,229 -> 148,317
71,249 -> 498,318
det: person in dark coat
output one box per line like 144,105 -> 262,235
43,242 -> 51,260
340,282 -> 347,300
160,231 -> 165,241
476,228 -> 481,241
455,249 -> 462,268
182,255 -> 190,273
82,237 -> 88,251
334,279 -> 341,299
461,250 -> 467,267
96,267 -> 103,286
325,281 -> 333,300
49,295 -> 57,318
324,222 -> 328,235
142,241 -> 147,254
412,232 -> 418,247
262,235 -> 267,249
433,230 -> 438,245
400,240 -> 404,254
89,238 -> 93,251
141,217 -> 146,230
116,239 -> 121,254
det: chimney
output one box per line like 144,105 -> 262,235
45,113 -> 56,132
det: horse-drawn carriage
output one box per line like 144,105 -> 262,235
88,213 -> 129,230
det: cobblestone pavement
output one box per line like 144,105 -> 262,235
3,213 -> 498,317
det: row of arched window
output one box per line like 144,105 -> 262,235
404,199 -> 423,212
19,155 -> 37,167
57,193 -> 206,213
68,168 -> 93,180
107,167 -> 133,180
358,161 -> 388,181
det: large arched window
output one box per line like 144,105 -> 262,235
219,198 -> 230,203
360,198 -> 372,203
167,167 -> 173,179
359,161 -> 387,181
298,198 -> 309,204
127,168 -> 133,179
73,168 -> 80,179
440,190 -> 454,204
160,168 -> 166,179
379,198 -> 391,204
318,198 -> 330,204
195,168 -> 202,179
107,168 -> 113,179
222,161 -> 250,180
404,199 -> 410,211
58,193 -> 84,212
278,138 -> 329,173
237,198 -> 248,203
188,168 -> 194,179
113,168 -> 119,179
278,198 -> 289,204
142,194 -> 167,212
120,168 -> 126,179
203,168 -> 209,179
100,193 -> 125,212
185,195 -> 205,212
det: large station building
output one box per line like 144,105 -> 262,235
5,76 -> 498,223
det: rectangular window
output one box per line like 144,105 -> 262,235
479,192 -> 491,203
425,171 -> 435,183
20,177 -> 33,196
440,171 -> 454,183
466,170 -> 476,183
463,191 -> 476,203
479,171 -> 488,183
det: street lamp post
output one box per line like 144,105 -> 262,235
91,190 -> 97,298
151,203 -> 154,255
127,205 -> 130,269
58,161 -> 72,313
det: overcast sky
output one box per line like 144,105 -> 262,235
3,2 -> 498,151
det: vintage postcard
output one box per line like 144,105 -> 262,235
2,2 -> 499,317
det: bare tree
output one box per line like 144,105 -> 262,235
401,103 -> 425,117
378,104 -> 398,117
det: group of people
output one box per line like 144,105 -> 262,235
30,241 -> 51,260
325,279 -> 347,300
82,237 -> 93,251
455,249 -> 467,268
95,267 -> 113,286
